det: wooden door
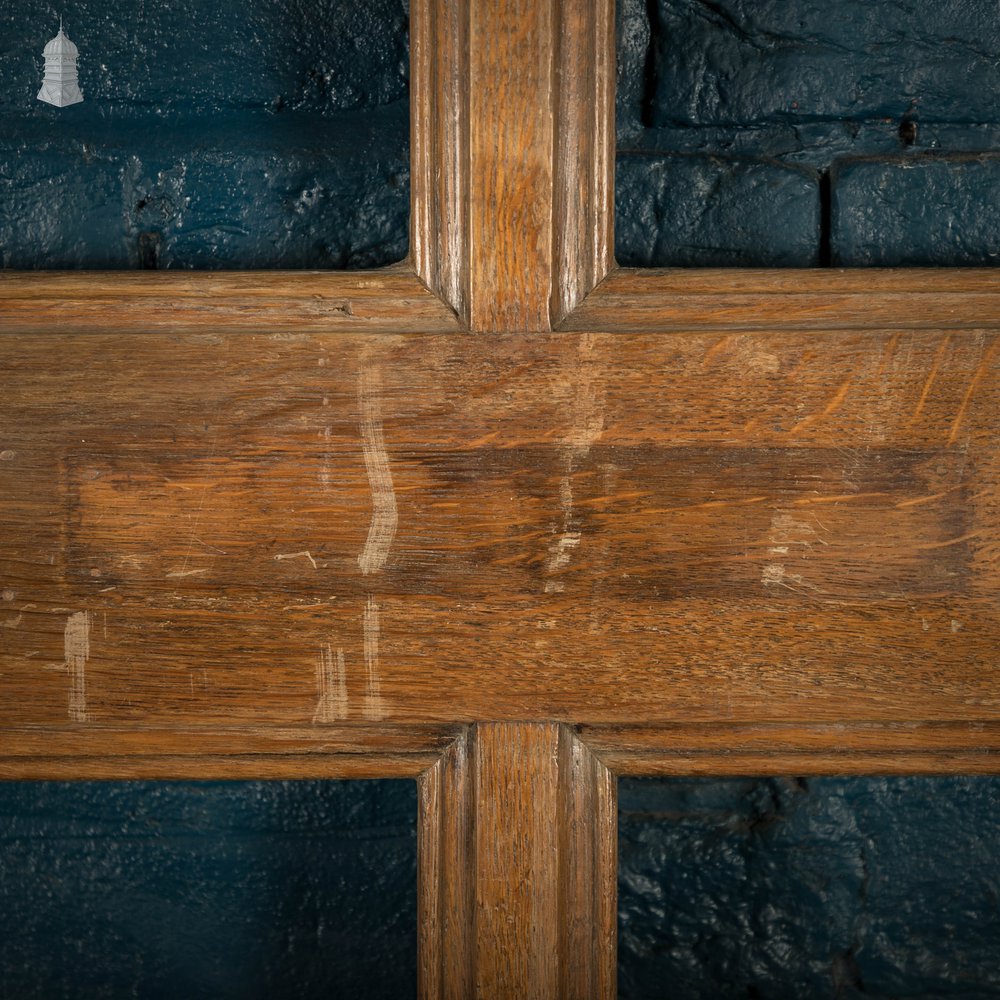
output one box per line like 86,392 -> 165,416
2,1 -> 999,995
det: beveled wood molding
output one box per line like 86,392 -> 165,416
0,723 -> 460,780
578,722 -> 1000,776
417,723 -> 616,1000
412,0 -> 614,332
560,267 -> 1000,333
0,268 -> 461,335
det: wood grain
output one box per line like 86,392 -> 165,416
418,729 -> 474,1000
463,0 -> 614,332
563,268 -> 1000,332
0,723 -> 458,779
0,269 -> 461,334
581,721 -> 1000,775
550,0 -> 616,327
1,322 -> 997,766
410,0 -> 468,324
418,723 -> 615,999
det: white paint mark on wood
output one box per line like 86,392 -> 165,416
951,619 -> 963,633
64,611 -> 91,722
566,333 -> 607,458
545,337 -> 607,591
2,613 -> 23,629
275,551 -> 318,570
319,425 -> 333,488
761,564 -> 786,585
313,644 -> 347,723
357,366 -> 398,576
362,595 -> 384,719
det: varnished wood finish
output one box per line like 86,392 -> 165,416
582,722 -> 1000,775
418,724 -> 615,999
4,0 -> 1000,991
2,326 -> 996,751
563,268 -> 1000,332
0,269 -> 461,334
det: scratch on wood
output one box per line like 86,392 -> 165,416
791,376 -> 853,434
357,366 -> 398,575
546,335 -> 606,590
166,568 -> 209,578
948,336 -> 998,445
319,425 -> 333,488
363,595 -> 384,719
912,334 -> 952,422
313,644 -> 347,723
64,611 -> 91,722
275,551 -> 318,570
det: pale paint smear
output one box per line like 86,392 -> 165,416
362,596 -> 384,719
313,644 -> 347,723
64,610 -> 91,722
546,336 -> 607,591
357,366 -> 398,576
274,550 -> 318,570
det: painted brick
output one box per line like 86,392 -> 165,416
832,154 -> 1000,266
0,780 -> 417,999
0,0 -> 408,116
619,777 -> 1000,999
0,110 -> 409,269
616,154 -> 821,267
644,0 -> 1000,129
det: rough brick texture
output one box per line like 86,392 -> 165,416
616,154 -> 819,267
619,777 -> 1000,999
0,780 -> 417,999
617,0 -> 1000,267
0,1 -> 409,269
832,154 -> 1000,266
644,0 -> 1000,129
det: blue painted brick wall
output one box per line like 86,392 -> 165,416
617,0 -> 1000,267
0,780 -> 417,998
0,1 -> 409,269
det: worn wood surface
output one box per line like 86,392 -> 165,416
0,269 -> 461,335
418,723 -> 615,999
4,0 -> 1000,990
459,0 -> 613,332
564,268 -> 1000,332
1,321 -> 998,771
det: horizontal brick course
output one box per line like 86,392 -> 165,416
616,154 -> 820,267
831,154 -> 1000,266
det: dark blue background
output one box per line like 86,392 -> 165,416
0,1 -> 410,269
0,781 -> 417,999
617,0 -> 1000,267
